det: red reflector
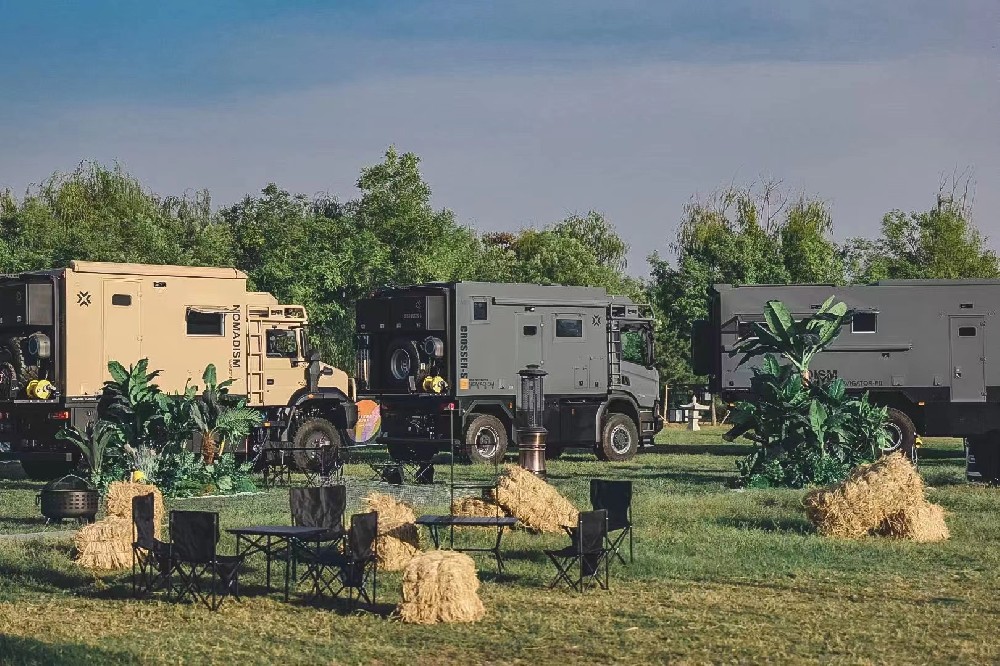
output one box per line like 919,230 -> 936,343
442,402 -> 456,411
48,411 -> 70,421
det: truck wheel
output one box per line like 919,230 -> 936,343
597,413 -> 639,462
20,460 -> 78,481
883,408 -> 918,464
291,418 -> 341,471
461,414 -> 508,465
387,442 -> 436,463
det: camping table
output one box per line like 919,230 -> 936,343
228,525 -> 332,601
415,515 -> 518,574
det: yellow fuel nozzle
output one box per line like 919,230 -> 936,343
26,380 -> 54,400
422,375 -> 448,394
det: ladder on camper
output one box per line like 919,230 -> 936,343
246,317 -> 266,406
608,316 -> 622,387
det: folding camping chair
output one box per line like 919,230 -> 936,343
590,479 -> 634,564
169,510 -> 246,611
131,493 -> 172,598
299,511 -> 378,609
544,509 -> 610,592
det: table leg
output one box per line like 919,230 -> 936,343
284,538 -> 293,602
265,535 -> 273,591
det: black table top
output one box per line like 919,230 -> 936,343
416,514 -> 517,527
227,525 -> 332,538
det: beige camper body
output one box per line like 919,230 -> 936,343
0,261 -> 356,479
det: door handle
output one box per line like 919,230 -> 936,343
954,367 -> 962,378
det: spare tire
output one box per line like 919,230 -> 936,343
385,338 -> 422,390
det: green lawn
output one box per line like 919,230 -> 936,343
0,428 -> 998,665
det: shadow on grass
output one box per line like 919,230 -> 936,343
716,516 -> 814,535
0,480 -> 43,491
657,443 -> 753,457
0,635 -> 140,666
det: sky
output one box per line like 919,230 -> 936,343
0,1 -> 998,276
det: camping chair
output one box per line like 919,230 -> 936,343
545,509 -> 610,592
280,486 -> 348,579
590,479 -> 634,564
131,493 -> 172,598
299,511 -> 378,609
169,510 -> 246,611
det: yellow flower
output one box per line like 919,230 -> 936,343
131,470 -> 146,483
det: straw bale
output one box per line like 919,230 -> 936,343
492,465 -> 577,534
363,493 -> 421,571
397,550 -> 485,625
105,481 -> 164,540
73,516 -> 133,570
803,452 -> 926,539
880,501 -> 950,542
451,496 -> 506,519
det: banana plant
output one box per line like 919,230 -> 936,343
731,296 -> 851,374
56,420 -> 117,488
191,364 -> 261,464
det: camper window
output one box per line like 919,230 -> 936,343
959,326 -> 977,338
472,300 -> 488,321
111,294 -> 132,306
266,329 -> 298,357
555,318 -> 583,338
852,312 -> 877,334
186,311 -> 224,336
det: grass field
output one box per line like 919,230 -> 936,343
0,427 -> 998,665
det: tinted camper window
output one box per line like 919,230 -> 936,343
187,311 -> 224,336
556,318 -> 583,338
959,326 -> 977,338
852,312 -> 877,334
473,301 -> 488,321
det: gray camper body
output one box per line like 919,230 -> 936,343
355,281 -> 662,463
694,280 -> 1000,480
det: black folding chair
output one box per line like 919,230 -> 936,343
545,509 -> 610,592
590,479 -> 633,564
280,486 -> 349,578
169,510 -> 246,611
131,493 -> 171,598
299,511 -> 378,609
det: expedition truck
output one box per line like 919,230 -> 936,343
355,281 -> 662,464
692,280 -> 1000,482
0,261 -> 357,480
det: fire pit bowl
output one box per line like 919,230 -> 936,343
36,475 -> 99,524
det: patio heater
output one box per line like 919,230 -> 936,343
517,365 -> 548,479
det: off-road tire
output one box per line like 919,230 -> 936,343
596,413 -> 639,462
385,338 -> 422,390
883,408 -> 918,464
6,337 -> 37,384
460,414 -> 509,465
20,459 -> 78,481
387,441 -> 436,463
291,418 -> 342,471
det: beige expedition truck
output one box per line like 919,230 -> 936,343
0,261 -> 357,479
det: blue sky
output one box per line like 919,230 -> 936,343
1,1 -> 997,273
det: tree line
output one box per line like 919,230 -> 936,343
1,149 -> 996,383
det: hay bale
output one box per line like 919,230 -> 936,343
880,501 -> 950,542
73,516 -> 133,570
105,481 -> 164,540
397,550 -> 485,625
492,464 -> 577,534
363,493 -> 421,571
803,452 -> 926,539
451,496 -> 506,519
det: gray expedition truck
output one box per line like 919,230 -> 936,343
692,280 -> 1000,482
355,282 -> 662,464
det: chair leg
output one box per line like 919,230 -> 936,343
628,527 -> 634,563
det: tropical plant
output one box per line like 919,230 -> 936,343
725,298 -> 889,488
730,297 -> 850,375
56,420 -> 117,489
190,364 -> 262,464
98,359 -> 168,452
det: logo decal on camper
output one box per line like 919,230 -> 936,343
76,291 -> 91,307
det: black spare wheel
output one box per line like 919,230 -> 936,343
462,414 -> 508,465
291,418 -> 342,471
386,338 -> 422,389
597,413 -> 639,462
37,475 -> 98,524
883,408 -> 918,464
21,459 -> 79,481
